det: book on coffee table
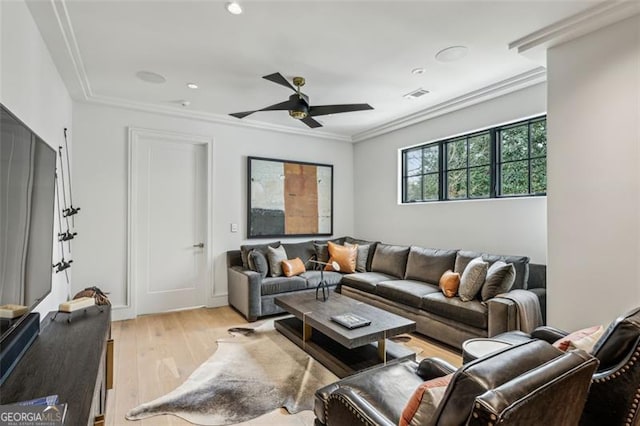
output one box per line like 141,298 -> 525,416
331,313 -> 371,329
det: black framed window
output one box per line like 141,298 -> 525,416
401,116 -> 546,203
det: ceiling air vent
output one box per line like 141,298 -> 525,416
403,88 -> 430,99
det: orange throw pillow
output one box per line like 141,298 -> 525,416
281,257 -> 306,277
325,241 -> 357,274
400,374 -> 453,426
439,270 -> 461,298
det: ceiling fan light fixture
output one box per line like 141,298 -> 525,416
225,1 -> 243,15
289,110 -> 308,120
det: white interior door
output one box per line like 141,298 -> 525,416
130,130 -> 208,315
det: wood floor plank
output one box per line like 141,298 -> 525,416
108,306 -> 462,425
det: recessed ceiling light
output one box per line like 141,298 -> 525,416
226,1 -> 243,15
136,70 -> 166,84
411,68 -> 425,75
186,83 -> 198,89
435,46 -> 468,63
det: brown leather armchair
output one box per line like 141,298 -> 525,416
314,340 -> 598,426
494,306 -> 640,425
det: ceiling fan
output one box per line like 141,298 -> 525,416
229,72 -> 374,128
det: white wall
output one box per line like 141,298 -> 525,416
71,102 -> 355,320
547,16 -> 640,330
1,0 -> 73,317
353,84 -> 547,263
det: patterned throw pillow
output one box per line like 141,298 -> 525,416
553,325 -> 605,353
281,257 -> 306,277
344,242 -> 370,273
400,374 -> 453,426
267,245 -> 288,277
248,249 -> 269,278
439,270 -> 461,298
458,257 -> 488,301
325,241 -> 357,274
480,261 -> 516,301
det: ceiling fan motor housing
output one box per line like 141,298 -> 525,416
288,94 -> 309,119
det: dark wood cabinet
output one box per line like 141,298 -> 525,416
0,306 -> 113,425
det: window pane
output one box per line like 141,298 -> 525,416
501,160 -> 529,195
469,133 -> 490,166
423,174 -> 439,200
405,176 -> 422,201
405,149 -> 422,176
423,145 -> 439,173
447,138 -> 467,170
447,170 -> 467,199
531,120 -> 547,158
531,158 -> 547,193
469,166 -> 490,198
500,125 -> 529,162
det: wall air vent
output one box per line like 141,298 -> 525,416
403,88 -> 430,99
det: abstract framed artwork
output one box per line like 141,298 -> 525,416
247,156 -> 333,238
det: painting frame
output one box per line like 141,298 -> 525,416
247,156 -> 334,238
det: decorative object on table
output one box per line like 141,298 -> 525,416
330,313 -> 371,329
58,297 -> 95,313
126,320 -> 338,425
73,286 -> 111,306
229,72 -> 373,128
247,157 -> 333,238
308,259 -> 340,301
0,305 -> 28,319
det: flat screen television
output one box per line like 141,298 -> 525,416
0,104 -> 57,343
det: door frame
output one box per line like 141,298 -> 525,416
125,127 -> 214,319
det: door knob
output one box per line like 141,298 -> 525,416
193,243 -> 204,248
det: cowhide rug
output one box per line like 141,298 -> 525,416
125,320 -> 338,425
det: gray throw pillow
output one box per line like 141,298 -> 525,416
248,249 -> 269,279
267,245 -> 288,277
240,241 -> 281,269
481,261 -> 516,301
314,243 -> 329,264
345,242 -> 370,273
459,257 -> 488,301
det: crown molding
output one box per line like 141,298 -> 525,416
509,0 -> 640,63
85,95 -> 352,142
351,67 -> 547,143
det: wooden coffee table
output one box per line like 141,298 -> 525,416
274,291 -> 416,378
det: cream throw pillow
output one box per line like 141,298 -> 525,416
458,257 -> 488,301
267,245 -> 287,277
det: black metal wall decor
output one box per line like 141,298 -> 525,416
247,156 -> 333,238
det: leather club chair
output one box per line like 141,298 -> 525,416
493,306 -> 640,426
314,339 -> 598,426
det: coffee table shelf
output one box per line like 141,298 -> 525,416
274,292 -> 416,378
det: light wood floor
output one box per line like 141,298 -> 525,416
106,306 -> 462,426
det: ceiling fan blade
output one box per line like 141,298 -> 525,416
301,116 -> 322,128
229,110 -> 258,119
262,72 -> 296,91
259,99 -> 297,112
309,103 -> 374,117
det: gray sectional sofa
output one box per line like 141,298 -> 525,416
226,236 -> 546,349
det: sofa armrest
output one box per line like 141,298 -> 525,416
326,387 -> 396,426
487,297 -> 518,336
227,266 -> 262,322
531,326 -> 568,343
416,357 -> 457,380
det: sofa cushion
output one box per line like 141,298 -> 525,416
455,250 -> 530,290
326,241 -> 357,273
314,242 -> 329,264
345,237 -> 379,271
371,244 -> 410,278
376,280 -> 440,309
248,250 -> 269,278
480,261 -> 516,301
282,241 -> 316,269
422,292 -> 488,329
344,242 -> 371,273
240,241 -> 280,269
267,245 -> 288,277
301,271 -> 344,288
404,247 -> 458,285
341,272 -> 396,294
260,276 -> 307,296
458,257 -> 488,301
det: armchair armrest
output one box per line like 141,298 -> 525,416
227,266 -> 262,322
531,326 -> 568,344
416,357 -> 457,380
326,387 -> 396,426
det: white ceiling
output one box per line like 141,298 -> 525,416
28,0 -> 604,141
